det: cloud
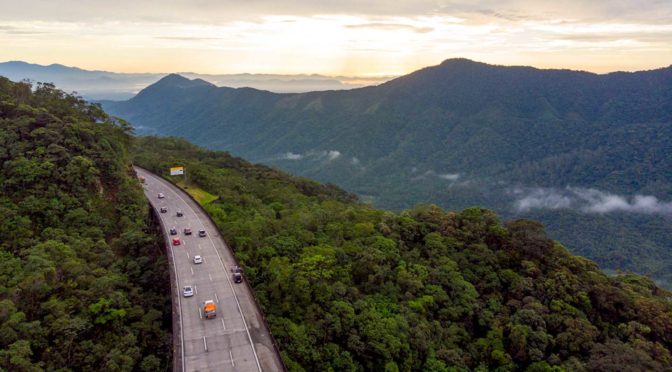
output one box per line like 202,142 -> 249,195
574,188 -> 672,214
326,150 -> 341,160
351,156 -> 360,165
513,186 -> 672,215
277,149 -> 342,161
346,22 -> 434,33
155,36 -> 224,41
411,170 -> 464,183
438,173 -> 460,181
279,152 -> 304,160
2,1 -> 671,75
514,188 -> 574,211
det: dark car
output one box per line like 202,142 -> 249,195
170,227 -> 177,235
176,210 -> 184,217
184,228 -> 192,235
160,207 -> 167,213
233,272 -> 243,283
198,230 -> 206,237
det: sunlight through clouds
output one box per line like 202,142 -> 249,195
0,1 -> 670,75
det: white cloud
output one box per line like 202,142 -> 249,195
2,2 -> 671,75
438,173 -> 460,181
573,188 -> 672,214
513,186 -> 672,215
326,150 -> 341,160
279,149 -> 343,161
515,188 -> 573,211
280,152 -> 304,160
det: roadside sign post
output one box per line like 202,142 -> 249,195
170,166 -> 187,184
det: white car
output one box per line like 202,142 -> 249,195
193,255 -> 203,264
158,193 -> 165,199
183,285 -> 194,297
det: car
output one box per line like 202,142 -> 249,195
183,285 -> 194,297
170,227 -> 177,235
233,272 -> 243,283
231,265 -> 243,273
158,193 -> 165,199
198,230 -> 206,237
193,255 -> 203,264
176,210 -> 184,217
172,237 -> 181,246
184,228 -> 192,235
160,207 -> 167,213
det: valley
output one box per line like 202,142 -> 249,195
104,59 -> 672,286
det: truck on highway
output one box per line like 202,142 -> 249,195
203,300 -> 217,319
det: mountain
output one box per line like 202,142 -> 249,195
0,77 -> 171,369
104,59 -> 672,286
131,135 -> 672,371
3,76 -> 672,370
0,61 -> 390,100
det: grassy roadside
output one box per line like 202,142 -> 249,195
171,177 -> 218,205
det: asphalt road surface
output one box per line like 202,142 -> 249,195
135,167 -> 284,372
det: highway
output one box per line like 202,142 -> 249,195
135,167 -> 285,372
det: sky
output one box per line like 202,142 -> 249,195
0,0 -> 670,76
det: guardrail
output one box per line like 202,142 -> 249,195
146,200 -> 184,372
135,165 -> 288,372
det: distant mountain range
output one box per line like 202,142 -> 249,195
103,58 -> 672,286
0,61 -> 391,100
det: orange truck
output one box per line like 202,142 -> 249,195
203,300 -> 217,319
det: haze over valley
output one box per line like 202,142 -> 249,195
0,61 -> 390,100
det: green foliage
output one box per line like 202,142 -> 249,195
0,77 -> 171,370
104,60 -> 672,286
132,136 -> 672,371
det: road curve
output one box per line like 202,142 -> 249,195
135,166 -> 285,372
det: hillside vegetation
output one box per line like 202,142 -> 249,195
105,59 -> 672,286
0,77 -> 171,370
132,136 -> 672,372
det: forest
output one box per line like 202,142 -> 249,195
105,60 -> 672,287
133,136 -> 672,371
0,77 -> 171,371
2,74 -> 671,371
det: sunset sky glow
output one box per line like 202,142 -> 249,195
1,0 -> 670,76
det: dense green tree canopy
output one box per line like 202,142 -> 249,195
0,77 -> 171,371
133,136 -> 672,371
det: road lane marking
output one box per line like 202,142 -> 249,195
215,293 -> 219,303
221,318 -> 226,330
199,306 -> 202,319
186,251 -> 190,259
230,351 -> 234,366
190,267 -> 194,275
206,226 -> 263,372
142,168 -> 262,371
194,285 -> 198,295
209,273 -> 212,281
203,336 -> 208,352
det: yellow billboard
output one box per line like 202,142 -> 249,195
170,166 -> 184,176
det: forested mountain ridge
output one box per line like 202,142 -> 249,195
132,136 -> 672,371
0,77 -> 171,370
104,59 -> 672,286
